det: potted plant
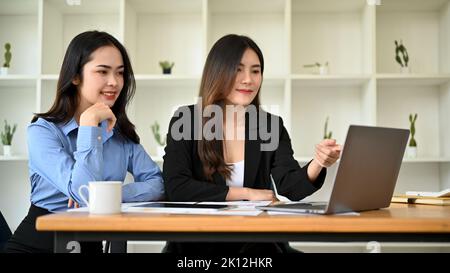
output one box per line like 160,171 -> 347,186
323,116 -> 332,139
151,121 -> 166,157
303,62 -> 329,75
159,61 -> 174,74
395,40 -> 409,73
1,43 -> 12,76
1,120 -> 17,156
407,113 -> 418,158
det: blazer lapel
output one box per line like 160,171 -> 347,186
244,111 -> 261,188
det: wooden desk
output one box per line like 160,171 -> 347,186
36,203 -> 450,253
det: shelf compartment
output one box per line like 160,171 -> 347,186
0,0 -> 39,75
208,0 -> 287,76
0,85 -> 37,156
376,0 -> 450,74
292,0 -> 374,75
376,84 -> 447,158
130,81 -> 199,155
124,0 -> 203,75
42,0 -> 121,74
290,79 -> 374,158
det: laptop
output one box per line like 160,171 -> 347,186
257,125 -> 409,214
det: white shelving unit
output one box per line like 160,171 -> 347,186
1,0 -> 450,247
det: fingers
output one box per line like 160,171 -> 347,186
320,139 -> 342,154
81,102 -> 117,131
107,115 -> 117,132
321,139 -> 336,146
316,143 -> 340,160
314,140 -> 341,167
314,150 -> 334,167
332,144 -> 342,153
68,198 -> 80,208
267,190 -> 275,201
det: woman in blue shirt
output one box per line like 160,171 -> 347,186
4,31 -> 164,253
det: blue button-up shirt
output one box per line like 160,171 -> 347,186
28,117 -> 164,212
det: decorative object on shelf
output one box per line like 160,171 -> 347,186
407,113 -> 418,158
1,120 -> 17,157
323,116 -> 332,139
1,43 -> 12,76
366,0 -> 381,6
395,40 -> 410,73
159,61 -> 174,74
151,121 -> 166,157
303,62 -> 329,75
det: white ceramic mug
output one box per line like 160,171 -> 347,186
78,181 -> 122,214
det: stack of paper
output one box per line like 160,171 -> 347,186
392,189 -> 450,206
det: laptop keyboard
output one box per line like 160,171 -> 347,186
276,203 -> 327,210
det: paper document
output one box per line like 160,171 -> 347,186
125,201 -> 263,216
266,211 -> 360,216
67,201 -> 196,213
405,188 -> 450,198
199,201 -> 272,207
68,201 -> 265,216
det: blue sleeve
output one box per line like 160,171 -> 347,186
122,143 -> 165,202
28,122 -> 104,205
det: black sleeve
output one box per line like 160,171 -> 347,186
270,117 -> 326,201
162,109 -> 229,202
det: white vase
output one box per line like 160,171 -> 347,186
3,145 -> 12,156
407,146 -> 417,158
0,67 -> 8,76
156,146 -> 165,157
401,66 -> 410,74
319,66 -> 329,75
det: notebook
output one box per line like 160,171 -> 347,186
257,125 -> 409,214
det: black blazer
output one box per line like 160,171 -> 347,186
163,104 -> 326,202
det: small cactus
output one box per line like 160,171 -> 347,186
1,120 -> 17,145
323,116 -> 332,139
159,61 -> 174,70
151,121 -> 166,146
3,43 -> 11,68
408,113 -> 417,147
395,40 -> 409,68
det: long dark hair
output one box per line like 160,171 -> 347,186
198,34 -> 264,181
32,30 -> 139,143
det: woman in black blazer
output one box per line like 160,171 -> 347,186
162,34 -> 341,253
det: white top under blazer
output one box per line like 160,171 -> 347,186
226,160 -> 245,188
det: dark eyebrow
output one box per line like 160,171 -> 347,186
238,63 -> 261,68
96,65 -> 124,69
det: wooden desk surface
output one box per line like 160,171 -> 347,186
36,203 -> 450,234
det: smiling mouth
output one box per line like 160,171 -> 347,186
101,91 -> 117,99
236,89 -> 253,94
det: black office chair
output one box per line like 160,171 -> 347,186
0,211 -> 12,253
